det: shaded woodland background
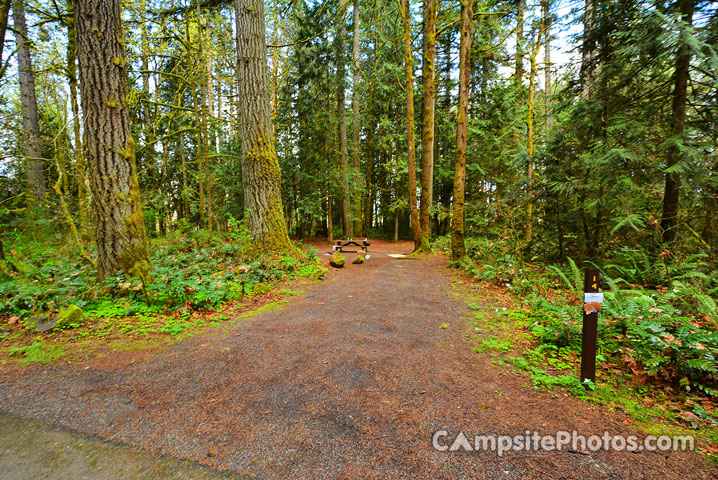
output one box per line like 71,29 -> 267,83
0,0 -> 715,261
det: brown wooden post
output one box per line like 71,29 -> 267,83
581,268 -> 600,388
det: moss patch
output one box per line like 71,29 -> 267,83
56,305 -> 84,329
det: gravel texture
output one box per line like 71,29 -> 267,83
0,239 -> 713,479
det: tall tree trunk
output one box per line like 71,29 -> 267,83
363,30 -> 379,237
0,0 -> 11,78
65,1 -> 90,235
216,61 -> 223,151
398,0 -> 420,249
207,57 -> 217,155
336,7 -> 353,238
75,0 -> 152,280
351,0 -> 362,236
201,61 -> 215,231
451,0 -> 472,260
13,0 -> 46,208
542,0 -> 552,131
193,10 -> 213,230
234,0 -> 293,253
200,16 -> 215,230
327,188 -> 334,243
515,0 -> 524,87
139,0 -> 151,163
270,11 -> 280,122
526,23 -> 544,247
581,0 -> 596,100
660,0 -> 694,245
418,0 -> 436,251
179,136 -> 190,220
192,84 -> 207,227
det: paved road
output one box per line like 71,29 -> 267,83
0,411 -> 238,479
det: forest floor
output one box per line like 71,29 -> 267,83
0,239 -> 714,479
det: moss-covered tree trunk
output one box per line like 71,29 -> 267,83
234,0 -> 293,253
399,0 -> 421,250
75,0 -> 151,280
13,0 -> 46,208
65,1 -> 90,236
335,8 -> 353,239
451,0 -> 472,260
351,0 -> 362,237
526,22 -> 544,248
418,0 -> 437,251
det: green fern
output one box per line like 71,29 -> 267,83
548,257 -> 583,299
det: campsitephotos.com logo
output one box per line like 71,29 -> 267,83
432,430 -> 695,456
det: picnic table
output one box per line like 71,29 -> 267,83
332,238 -> 370,254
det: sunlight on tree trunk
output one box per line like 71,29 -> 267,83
234,0 -> 294,254
75,0 -> 152,280
13,0 -> 46,209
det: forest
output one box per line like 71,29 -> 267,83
0,0 -> 717,463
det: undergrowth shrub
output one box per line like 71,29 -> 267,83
446,233 -> 718,399
0,232 -> 325,324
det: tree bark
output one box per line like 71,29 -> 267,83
543,0 -> 552,131
0,0 -> 11,77
327,189 -> 334,243
526,22 -> 544,248
351,0 -> 362,236
199,16 -> 215,231
75,0 -> 152,280
65,1 -> 90,235
12,0 -> 46,208
418,0 -> 436,251
660,0 -> 694,245
515,0 -> 524,88
234,0 -> 293,253
451,0 -> 472,260
398,0 -> 420,249
336,6 -> 353,238
581,0 -> 596,100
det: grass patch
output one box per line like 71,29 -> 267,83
1,232 -> 326,366
9,342 -> 64,365
453,278 -> 718,463
237,300 -> 288,319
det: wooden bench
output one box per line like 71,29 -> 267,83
332,239 -> 370,254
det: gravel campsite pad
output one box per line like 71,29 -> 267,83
0,240 -> 713,479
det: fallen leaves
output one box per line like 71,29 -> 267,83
662,334 -> 683,346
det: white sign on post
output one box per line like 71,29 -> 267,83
584,292 -> 604,304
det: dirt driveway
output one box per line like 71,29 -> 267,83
0,240 -> 712,479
